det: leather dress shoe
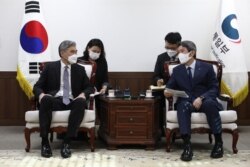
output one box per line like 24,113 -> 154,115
41,143 -> 52,158
181,143 -> 193,161
61,143 -> 71,158
211,142 -> 223,158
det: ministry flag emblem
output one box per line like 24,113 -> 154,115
210,0 -> 248,106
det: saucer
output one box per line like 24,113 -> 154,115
107,95 -> 115,98
145,95 -> 154,98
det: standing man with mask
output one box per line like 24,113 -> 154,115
153,32 -> 182,86
164,41 -> 224,161
152,32 -> 181,136
33,40 -> 94,158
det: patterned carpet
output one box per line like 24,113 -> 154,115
0,149 -> 249,167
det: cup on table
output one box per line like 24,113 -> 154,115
108,89 -> 115,97
146,89 -> 152,97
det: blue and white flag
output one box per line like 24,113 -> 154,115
210,0 -> 248,106
16,0 -> 52,99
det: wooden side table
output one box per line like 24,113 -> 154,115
98,96 -> 160,150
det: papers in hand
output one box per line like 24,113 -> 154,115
95,91 -> 101,95
150,85 -> 166,90
164,88 -> 189,98
91,91 -> 101,97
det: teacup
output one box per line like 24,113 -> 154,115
146,89 -> 152,97
108,89 -> 115,97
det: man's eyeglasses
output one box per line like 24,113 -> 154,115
69,50 -> 78,54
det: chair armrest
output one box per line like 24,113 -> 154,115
218,94 -> 232,101
165,96 -> 176,111
88,92 -> 100,110
217,94 -> 233,110
165,98 -> 169,112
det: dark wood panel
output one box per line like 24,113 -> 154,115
233,95 -> 250,125
0,72 -> 30,125
109,72 -> 153,96
227,75 -> 250,125
0,72 -> 249,125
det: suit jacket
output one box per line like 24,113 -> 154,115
166,60 -> 220,102
33,60 -> 94,100
153,52 -> 170,85
78,56 -> 109,91
153,52 -> 178,85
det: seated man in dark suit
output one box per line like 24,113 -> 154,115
164,40 -> 223,161
33,40 -> 94,158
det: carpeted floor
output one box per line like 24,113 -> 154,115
1,126 -> 250,166
0,149 -> 249,167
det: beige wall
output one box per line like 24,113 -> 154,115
0,0 -> 250,71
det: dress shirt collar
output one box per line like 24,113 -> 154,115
60,60 -> 71,70
186,59 -> 196,70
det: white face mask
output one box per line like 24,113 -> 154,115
68,54 -> 78,64
178,52 -> 191,64
89,50 -> 100,60
166,49 -> 177,57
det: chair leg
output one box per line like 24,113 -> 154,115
232,129 -> 239,154
209,132 -> 213,144
165,128 -> 172,152
24,128 -> 31,152
89,127 -> 95,152
50,132 -> 54,143
172,132 -> 181,143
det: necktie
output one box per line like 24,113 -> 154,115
187,67 -> 192,81
63,66 -> 70,105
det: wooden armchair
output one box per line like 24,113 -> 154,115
24,60 -> 97,152
164,59 -> 239,153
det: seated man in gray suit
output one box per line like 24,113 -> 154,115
164,40 -> 223,161
33,40 -> 94,158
